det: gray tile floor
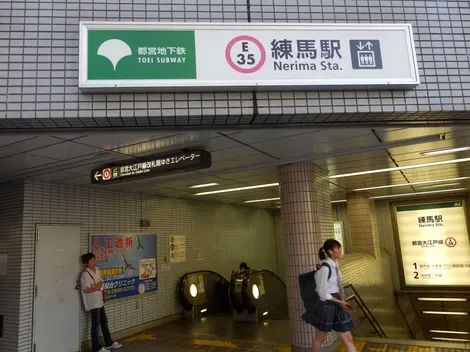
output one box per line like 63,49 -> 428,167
108,316 -> 467,352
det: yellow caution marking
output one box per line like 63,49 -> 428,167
123,332 -> 156,342
368,345 -> 388,352
389,347 -> 437,352
337,340 -> 366,352
276,346 -> 292,352
338,343 -> 439,352
193,339 -> 239,348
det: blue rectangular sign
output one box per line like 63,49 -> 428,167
90,234 -> 157,300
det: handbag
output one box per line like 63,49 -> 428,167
85,270 -> 109,303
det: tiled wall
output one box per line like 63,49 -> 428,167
274,198 -> 409,339
273,211 -> 285,281
332,203 -> 351,253
340,250 -> 410,339
0,181 -> 25,352
347,193 -> 381,258
273,218 -> 408,338
7,179 -> 279,352
1,0 -> 470,128
278,163 -> 336,348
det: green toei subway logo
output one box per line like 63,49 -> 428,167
97,39 -> 132,70
87,30 -> 197,80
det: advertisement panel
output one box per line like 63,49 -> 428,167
90,234 -> 157,300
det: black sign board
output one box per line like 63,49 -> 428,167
91,149 -> 211,184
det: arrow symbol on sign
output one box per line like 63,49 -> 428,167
356,41 -> 365,50
94,171 -> 102,181
365,41 -> 373,50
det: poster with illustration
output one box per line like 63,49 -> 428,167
90,234 -> 157,300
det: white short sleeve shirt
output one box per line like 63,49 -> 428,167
80,267 -> 104,311
314,258 -> 341,301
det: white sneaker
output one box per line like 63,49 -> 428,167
106,342 -> 122,349
98,348 -> 110,352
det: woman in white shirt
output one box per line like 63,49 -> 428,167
81,253 -> 122,352
311,239 -> 356,352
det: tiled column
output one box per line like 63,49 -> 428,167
346,192 -> 381,258
278,163 -> 334,349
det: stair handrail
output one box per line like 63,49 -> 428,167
344,283 -> 387,338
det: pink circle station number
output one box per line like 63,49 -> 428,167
225,36 -> 266,74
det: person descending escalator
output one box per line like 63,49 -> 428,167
239,262 -> 251,271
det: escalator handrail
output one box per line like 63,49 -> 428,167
247,269 -> 286,288
176,270 -> 229,292
177,270 -> 229,282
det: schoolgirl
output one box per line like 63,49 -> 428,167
311,239 -> 356,352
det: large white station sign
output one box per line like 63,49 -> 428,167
79,22 -> 419,91
395,200 -> 470,287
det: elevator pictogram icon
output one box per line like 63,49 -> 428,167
350,40 -> 383,70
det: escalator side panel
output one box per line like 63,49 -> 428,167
176,270 -> 230,314
231,269 -> 288,319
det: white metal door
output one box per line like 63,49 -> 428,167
34,225 -> 81,352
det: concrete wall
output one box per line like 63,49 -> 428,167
1,179 -> 279,352
375,200 -> 402,290
1,0 -> 470,128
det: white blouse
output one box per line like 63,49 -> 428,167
80,267 -> 104,311
314,257 -> 342,301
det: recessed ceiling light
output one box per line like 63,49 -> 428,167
432,337 -> 470,342
418,182 -> 461,189
429,330 -> 470,335
420,146 -> 470,156
422,311 -> 468,316
418,297 -> 467,302
352,176 -> 470,192
329,157 -> 470,179
244,197 -> 280,204
194,183 -> 279,196
190,183 -> 219,189
372,188 -> 466,200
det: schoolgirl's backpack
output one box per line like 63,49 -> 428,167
298,262 -> 332,311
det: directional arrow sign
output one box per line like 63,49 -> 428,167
90,149 -> 211,184
356,41 -> 365,50
94,171 -> 102,181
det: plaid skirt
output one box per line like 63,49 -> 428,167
301,293 -> 354,333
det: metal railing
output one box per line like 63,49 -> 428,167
394,291 -> 421,340
344,283 -> 387,338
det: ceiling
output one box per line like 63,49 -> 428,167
1,126 -> 470,208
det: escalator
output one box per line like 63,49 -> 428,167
230,269 -> 288,320
176,270 -> 231,316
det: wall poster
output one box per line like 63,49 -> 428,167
393,200 -> 470,287
90,234 -> 157,300
169,235 -> 186,263
333,221 -> 346,254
